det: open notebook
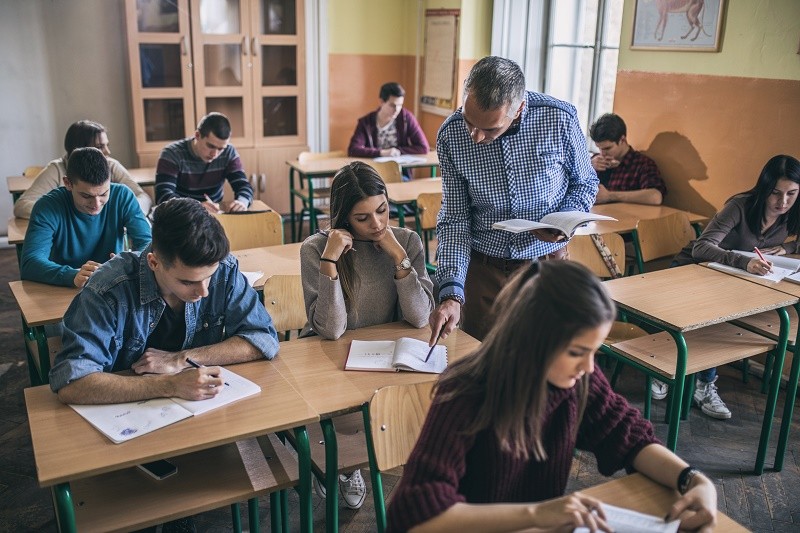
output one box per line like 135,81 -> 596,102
573,503 -> 679,533
69,368 -> 261,444
707,251 -> 800,283
345,338 -> 447,374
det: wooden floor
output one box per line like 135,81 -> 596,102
0,245 -> 798,531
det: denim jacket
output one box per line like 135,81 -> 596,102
49,247 -> 279,392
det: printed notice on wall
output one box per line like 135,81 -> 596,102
421,9 -> 459,116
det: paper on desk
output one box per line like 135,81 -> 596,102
573,503 -> 679,533
242,270 -> 264,287
707,262 -> 794,283
373,155 -> 426,164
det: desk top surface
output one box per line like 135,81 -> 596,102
271,322 -> 480,417
287,151 -> 439,175
603,264 -> 798,331
7,167 -> 156,193
585,203 -> 708,235
582,474 -> 747,532
385,178 -> 442,204
25,359 -> 318,486
233,242 -> 302,289
7,216 -> 28,244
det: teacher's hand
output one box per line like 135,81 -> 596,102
530,228 -> 567,243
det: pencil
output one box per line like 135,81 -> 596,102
424,330 -> 442,363
754,247 -> 773,273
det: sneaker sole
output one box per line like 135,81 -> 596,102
651,392 -> 668,401
700,405 -> 731,420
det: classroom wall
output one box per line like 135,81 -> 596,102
0,0 -> 135,237
614,0 -> 800,217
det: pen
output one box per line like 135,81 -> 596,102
424,330 -> 442,363
754,247 -> 773,273
186,358 -> 229,386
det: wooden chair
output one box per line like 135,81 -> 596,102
416,192 -> 442,273
22,165 -> 44,178
292,151 -> 346,240
631,212 -> 693,273
262,274 -> 306,341
215,210 -> 283,251
368,161 -> 403,184
567,233 -> 626,280
363,381 -> 434,532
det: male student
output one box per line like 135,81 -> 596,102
589,113 -> 667,205
49,197 -> 279,404
155,112 -> 254,214
20,147 -> 151,288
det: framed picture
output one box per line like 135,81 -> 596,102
631,0 -> 725,51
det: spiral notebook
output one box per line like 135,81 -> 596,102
345,338 -> 448,374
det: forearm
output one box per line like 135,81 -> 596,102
631,443 -> 688,490
180,335 -> 263,366
605,188 -> 663,205
307,276 -> 348,339
410,502 -> 541,533
57,371 -> 174,404
154,174 -> 179,203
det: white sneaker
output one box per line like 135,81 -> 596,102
693,377 -> 731,420
651,379 -> 668,400
312,473 -> 326,499
338,469 -> 367,510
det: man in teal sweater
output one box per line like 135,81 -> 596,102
20,147 -> 151,288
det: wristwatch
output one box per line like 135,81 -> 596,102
677,466 -> 702,494
395,257 -> 412,271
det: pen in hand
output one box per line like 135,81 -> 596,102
186,358 -> 228,386
424,330 -> 442,363
754,247 -> 773,273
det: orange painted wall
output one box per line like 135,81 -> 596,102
614,71 -> 800,218
328,54 -> 421,153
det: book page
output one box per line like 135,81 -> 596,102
539,212 -> 617,236
70,398 -> 192,444
707,262 -> 794,283
784,271 -> 800,285
373,155 -> 426,165
573,503 -> 679,533
393,337 -> 448,374
733,250 -> 800,272
492,219 -> 555,234
241,270 -> 264,287
345,340 -> 396,371
172,367 -> 262,415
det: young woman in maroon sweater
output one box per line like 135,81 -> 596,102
387,261 -> 717,532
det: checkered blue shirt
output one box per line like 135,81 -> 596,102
435,91 -> 598,303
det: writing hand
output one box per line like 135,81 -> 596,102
73,260 -> 102,288
227,199 -> 248,213
202,194 -> 221,214
429,299 -> 461,345
665,476 -> 717,533
530,493 -> 612,532
169,366 -> 224,401
746,257 -> 773,275
530,228 -> 568,243
132,348 -> 188,375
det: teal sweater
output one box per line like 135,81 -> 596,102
21,185 -> 152,287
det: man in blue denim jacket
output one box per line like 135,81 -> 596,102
50,198 -> 279,404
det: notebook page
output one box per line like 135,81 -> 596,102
392,337 -> 448,373
573,503 -> 679,533
707,262 -> 794,282
345,340 -> 396,371
172,367 -> 262,415
70,398 -> 192,444
734,251 -> 800,272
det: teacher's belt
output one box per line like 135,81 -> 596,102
471,248 -> 568,272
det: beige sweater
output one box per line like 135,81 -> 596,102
300,226 -> 435,340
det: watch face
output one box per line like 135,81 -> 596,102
397,258 -> 412,270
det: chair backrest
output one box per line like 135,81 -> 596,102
262,274 -> 307,335
215,211 -> 283,250
636,212 -> 693,263
567,233 -> 626,278
23,166 -> 44,178
368,161 -> 403,184
298,150 -> 346,164
416,192 -> 442,231
368,381 -> 434,472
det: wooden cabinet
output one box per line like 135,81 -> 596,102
125,0 -> 307,212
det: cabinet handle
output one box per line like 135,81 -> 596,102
181,35 -> 188,56
242,36 -> 248,56
260,173 -> 266,193
251,37 -> 259,57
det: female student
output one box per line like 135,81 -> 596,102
386,261 -> 717,533
671,154 -> 800,420
300,161 -> 435,508
14,120 -> 152,218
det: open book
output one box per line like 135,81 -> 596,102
373,154 -> 426,165
708,251 -> 800,283
69,368 -> 261,444
345,338 -> 447,374
573,503 -> 679,533
492,212 -> 617,237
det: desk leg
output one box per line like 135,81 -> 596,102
294,425 -> 313,533
666,331 -> 688,451
394,202 -> 406,228
755,307 -> 790,474
631,229 -> 645,274
321,418 -> 339,533
21,315 -> 49,386
774,328 -> 800,471
289,168 -> 297,243
363,403 -> 387,533
52,483 -> 77,533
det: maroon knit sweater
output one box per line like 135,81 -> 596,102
385,369 -> 659,532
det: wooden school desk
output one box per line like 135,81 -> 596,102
286,151 -> 440,241
271,322 -> 480,532
10,244 -> 298,386
6,167 -> 157,203
699,264 -> 800,473
587,203 -> 707,235
599,264 -> 796,474
25,359 -> 318,532
384,178 -> 442,229
580,473 -> 747,532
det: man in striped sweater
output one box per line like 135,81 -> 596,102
155,112 -> 254,214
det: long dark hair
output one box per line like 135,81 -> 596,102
327,162 -> 387,307
742,155 -> 800,236
436,261 -> 616,461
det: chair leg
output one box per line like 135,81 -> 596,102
610,360 -> 624,389
762,351 -> 774,394
270,492 -> 282,532
681,375 -> 695,421
248,497 -> 260,533
363,404 -> 388,533
643,375 -> 652,421
280,490 -> 289,533
742,358 -> 750,383
230,502 -> 242,532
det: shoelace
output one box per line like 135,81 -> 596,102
344,473 -> 365,494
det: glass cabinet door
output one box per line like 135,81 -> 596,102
125,0 -> 196,153
250,0 -> 305,145
190,0 -> 253,145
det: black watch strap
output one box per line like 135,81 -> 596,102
677,466 -> 701,494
